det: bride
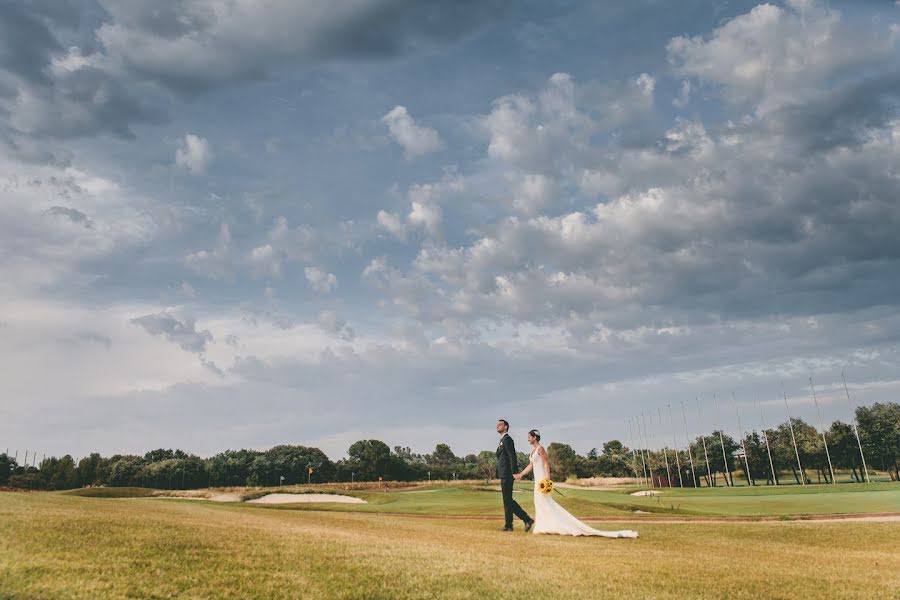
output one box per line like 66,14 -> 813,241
514,429 -> 638,538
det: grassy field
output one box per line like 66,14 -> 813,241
1,488 -> 899,599
139,481 -> 899,518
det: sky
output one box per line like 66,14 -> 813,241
2,0 -> 899,461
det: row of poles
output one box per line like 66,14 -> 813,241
3,449 -> 45,470
626,372 -> 870,487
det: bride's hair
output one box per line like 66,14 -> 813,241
528,429 -> 541,442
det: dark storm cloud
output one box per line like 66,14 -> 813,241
130,312 -> 213,353
96,0 -> 514,94
43,205 -> 93,227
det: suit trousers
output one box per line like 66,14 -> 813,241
500,477 -> 531,527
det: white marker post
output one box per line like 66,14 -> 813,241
809,378 -> 835,484
781,381 -> 805,486
696,397 -> 713,487
668,404 -> 684,487
842,372 -> 870,483
681,401 -> 698,487
756,390 -> 777,485
713,394 -> 732,487
733,392 -> 753,486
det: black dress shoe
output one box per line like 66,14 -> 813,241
524,520 -> 534,532
501,526 -> 513,531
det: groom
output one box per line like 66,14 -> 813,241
496,419 -> 533,532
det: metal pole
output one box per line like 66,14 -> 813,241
681,401 -> 698,487
809,378 -> 835,485
713,394 -> 732,487
658,407 -> 672,487
756,390 -> 777,485
842,372 -> 870,483
668,404 -> 684,487
635,416 -> 649,487
628,418 -> 643,484
733,393 -> 753,486
781,381 -> 805,485
696,397 -> 713,487
640,412 -> 653,487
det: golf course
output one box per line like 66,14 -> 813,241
2,482 -> 898,599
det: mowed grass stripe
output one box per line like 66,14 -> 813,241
2,492 -> 899,599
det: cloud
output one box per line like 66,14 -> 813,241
317,310 -> 356,340
376,210 -> 408,241
382,105 -> 444,159
246,244 -> 285,280
305,266 -> 338,293
130,312 -> 213,353
667,1 -> 900,115
185,223 -> 234,281
43,206 -> 93,228
95,0 -> 511,93
175,133 -> 212,174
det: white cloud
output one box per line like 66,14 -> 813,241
175,133 -> 212,174
667,2 -> 900,115
382,105 -> 444,159
246,244 -> 284,279
185,223 -> 234,281
376,210 -> 408,240
305,266 -> 338,293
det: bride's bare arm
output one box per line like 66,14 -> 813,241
538,445 -> 551,479
513,462 -> 533,480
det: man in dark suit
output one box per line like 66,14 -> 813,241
496,419 -> 534,532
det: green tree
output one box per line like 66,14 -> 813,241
429,444 -> 458,466
857,403 -> 900,481
828,421 -> 866,482
346,439 -> 392,481
547,443 -> 576,480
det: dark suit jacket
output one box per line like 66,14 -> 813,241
496,433 -> 518,481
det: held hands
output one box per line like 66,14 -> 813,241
513,473 -> 523,480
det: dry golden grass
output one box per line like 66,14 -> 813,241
1,491 -> 898,599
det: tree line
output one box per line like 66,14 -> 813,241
633,403 -> 899,486
2,402 -> 896,490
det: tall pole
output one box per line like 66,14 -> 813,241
658,407 -> 672,487
668,404 -> 684,487
733,393 -> 753,486
696,397 -> 713,487
781,381 -> 805,485
627,419 -> 641,484
713,394 -> 732,487
640,412 -> 653,487
756,390 -> 777,485
681,401 -> 698,487
809,378 -> 835,485
842,372 -> 870,483
634,417 -> 648,487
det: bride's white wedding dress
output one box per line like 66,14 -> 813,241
530,447 -> 638,538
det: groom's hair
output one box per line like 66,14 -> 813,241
498,419 -> 509,430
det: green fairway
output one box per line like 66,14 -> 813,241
1,491 -> 898,600
196,481 -> 900,518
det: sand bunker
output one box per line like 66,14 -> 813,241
247,493 -> 367,504
630,490 -> 661,497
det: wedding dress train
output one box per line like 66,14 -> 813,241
529,448 -> 638,538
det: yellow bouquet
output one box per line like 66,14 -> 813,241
538,479 -> 553,494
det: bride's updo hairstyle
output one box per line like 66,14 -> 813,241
528,429 -> 541,442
